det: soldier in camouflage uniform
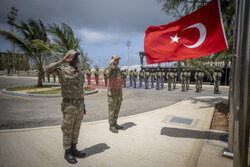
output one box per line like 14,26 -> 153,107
104,68 -> 107,86
129,70 -> 133,87
52,71 -> 57,83
195,69 -> 202,93
180,69 -> 186,91
45,50 -> 86,164
139,69 -> 144,87
86,69 -> 91,87
161,69 -> 165,89
156,68 -> 161,90
186,69 -> 191,90
122,70 -> 127,88
94,68 -> 99,86
167,69 -> 173,91
150,69 -> 155,88
106,55 -> 123,133
200,70 -> 204,91
144,69 -> 150,89
213,68 -> 222,94
133,69 -> 138,88
173,69 -> 177,89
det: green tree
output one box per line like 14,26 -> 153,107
79,51 -> 92,70
0,19 -> 50,87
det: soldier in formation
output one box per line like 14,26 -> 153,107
45,50 -> 86,164
213,68 -> 222,94
132,69 -> 138,88
129,70 -> 133,87
106,55 -> 124,133
156,68 -> 161,90
201,70 -> 204,90
103,68 -> 107,86
122,70 -> 127,88
161,69 -> 165,89
139,69 -> 144,87
150,69 -> 155,88
186,69 -> 191,90
195,69 -> 202,93
94,68 -> 99,86
180,69 -> 186,91
167,69 -> 173,91
144,69 -> 150,89
173,69 -> 177,89
86,69 -> 91,86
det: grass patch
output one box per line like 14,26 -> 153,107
6,85 -> 60,91
29,87 -> 95,94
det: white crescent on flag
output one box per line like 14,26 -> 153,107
182,23 -> 207,48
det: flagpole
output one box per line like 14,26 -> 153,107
232,0 -> 250,166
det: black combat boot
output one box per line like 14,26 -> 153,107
114,122 -> 124,130
109,124 -> 118,133
64,149 -> 77,164
71,143 -> 86,158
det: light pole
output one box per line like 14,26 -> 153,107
7,6 -> 18,75
127,40 -> 131,69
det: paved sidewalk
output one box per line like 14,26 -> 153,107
0,96 -> 232,167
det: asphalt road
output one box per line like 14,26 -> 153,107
0,76 -> 229,130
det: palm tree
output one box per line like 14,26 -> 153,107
0,19 -> 50,87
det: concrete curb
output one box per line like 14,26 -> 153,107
1,88 -> 98,98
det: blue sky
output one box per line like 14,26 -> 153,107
0,0 -> 174,68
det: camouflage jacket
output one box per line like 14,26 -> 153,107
106,63 -> 123,98
144,71 -> 150,79
45,60 -> 85,99
86,71 -> 91,78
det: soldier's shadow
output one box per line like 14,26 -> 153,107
80,143 -> 110,157
120,122 -> 137,131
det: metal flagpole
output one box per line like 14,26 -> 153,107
232,0 -> 250,166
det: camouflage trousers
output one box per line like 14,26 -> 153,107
108,96 -> 122,125
61,101 -> 84,150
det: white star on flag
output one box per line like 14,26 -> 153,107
170,34 -> 181,43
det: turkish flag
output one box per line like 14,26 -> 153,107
144,0 -> 228,64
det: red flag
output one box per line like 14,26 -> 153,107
144,0 -> 228,64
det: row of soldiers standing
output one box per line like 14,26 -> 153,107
84,68 -> 222,94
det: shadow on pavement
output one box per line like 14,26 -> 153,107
81,143 -> 110,157
120,122 -> 137,130
161,127 -> 228,142
190,97 -> 228,109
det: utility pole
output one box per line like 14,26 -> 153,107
127,40 -> 131,70
7,6 -> 18,75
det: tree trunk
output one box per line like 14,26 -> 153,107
37,71 -> 43,87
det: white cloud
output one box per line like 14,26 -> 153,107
79,28 -> 124,44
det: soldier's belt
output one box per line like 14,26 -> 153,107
63,98 -> 84,104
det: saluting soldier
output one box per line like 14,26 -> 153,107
45,50 -> 86,164
167,69 -> 172,91
180,69 -> 186,91
186,69 -> 191,90
213,68 -> 222,94
139,69 -> 144,87
144,69 -> 150,89
86,69 -> 91,86
106,55 -> 124,133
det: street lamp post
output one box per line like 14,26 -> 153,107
127,40 -> 131,70
7,6 -> 18,75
